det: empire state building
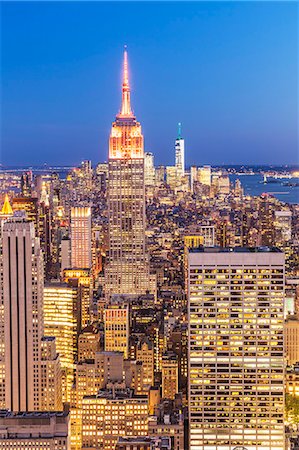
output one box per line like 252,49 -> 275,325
105,48 -> 149,297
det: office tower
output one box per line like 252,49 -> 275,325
175,123 -> 185,178
136,338 -> 154,387
81,160 -> 92,174
155,166 -> 166,184
61,237 -> 71,273
63,268 -> 92,330
188,247 -> 285,449
148,415 -> 184,449
274,210 -> 292,245
234,178 -> 244,199
184,226 -> 215,291
0,408 -> 70,449
285,316 -> 299,365
44,283 -> 78,402
198,165 -> 211,186
166,166 -> 178,190
81,386 -> 148,449
1,217 -> 44,412
104,305 -> 129,358
39,194 -> 52,275
70,206 -> 92,269
105,48 -> 149,297
144,152 -> 155,187
190,166 -> 198,192
71,351 -> 124,450
78,325 -> 101,362
81,160 -> 93,190
12,197 -> 39,231
218,174 -> 230,195
72,349 -> 128,450
40,337 -> 63,411
161,352 -> 178,400
259,193 -> 275,246
95,162 -> 108,191
21,171 -> 32,197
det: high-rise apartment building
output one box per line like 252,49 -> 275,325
105,48 -> 149,297
71,206 -> 92,269
1,217 -> 44,412
188,247 -> 285,450
175,123 -> 185,178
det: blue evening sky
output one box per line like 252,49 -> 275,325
1,1 -> 298,166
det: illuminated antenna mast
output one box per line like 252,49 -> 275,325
120,45 -> 133,116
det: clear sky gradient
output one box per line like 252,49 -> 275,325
1,1 -> 298,166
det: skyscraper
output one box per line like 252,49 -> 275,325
105,48 -> 149,297
44,283 -> 78,402
144,152 -> 155,187
175,123 -> 185,178
188,247 -> 285,449
104,304 -> 129,358
1,216 -> 44,412
70,206 -> 92,269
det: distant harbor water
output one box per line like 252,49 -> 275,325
229,174 -> 299,204
1,166 -> 298,204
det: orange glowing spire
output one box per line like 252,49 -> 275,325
120,46 -> 133,117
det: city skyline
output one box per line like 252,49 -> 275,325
1,1 -> 298,167
0,2 -> 299,448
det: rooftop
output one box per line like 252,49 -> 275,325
189,246 -> 282,254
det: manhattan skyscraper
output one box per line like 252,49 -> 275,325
105,48 -> 149,297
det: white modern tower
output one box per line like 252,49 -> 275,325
175,122 -> 185,178
188,247 -> 285,450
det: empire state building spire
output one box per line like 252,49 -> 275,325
119,46 -> 133,117
110,48 -> 143,159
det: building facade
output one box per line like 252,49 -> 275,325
1,217 -> 44,412
44,283 -> 78,402
105,48 -> 149,297
70,206 -> 92,269
0,408 -> 70,450
175,123 -> 185,178
188,247 -> 285,450
104,305 -> 129,358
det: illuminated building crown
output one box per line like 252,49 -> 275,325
109,47 -> 144,159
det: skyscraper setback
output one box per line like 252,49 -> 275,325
105,48 -> 149,297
